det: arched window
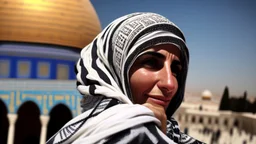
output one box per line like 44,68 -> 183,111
37,62 -> 50,78
0,100 -> 8,144
234,119 -> 239,127
199,105 -> 203,111
178,115 -> 182,121
15,101 -> 40,144
191,116 -> 195,123
224,118 -> 228,126
199,117 -> 203,124
208,117 -> 212,124
47,104 -> 72,139
0,59 -> 10,78
57,64 -> 69,79
215,118 -> 219,124
17,60 -> 31,78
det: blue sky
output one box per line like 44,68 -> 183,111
91,0 -> 256,98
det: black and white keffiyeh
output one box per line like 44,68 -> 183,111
47,12 -> 204,144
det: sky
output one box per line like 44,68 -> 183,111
90,0 -> 256,98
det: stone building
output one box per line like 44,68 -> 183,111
0,0 -> 101,144
174,90 -> 256,144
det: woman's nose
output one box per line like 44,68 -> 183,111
157,64 -> 176,94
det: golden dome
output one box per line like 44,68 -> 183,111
0,0 -> 101,48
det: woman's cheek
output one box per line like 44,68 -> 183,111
130,69 -> 155,104
137,69 -> 155,86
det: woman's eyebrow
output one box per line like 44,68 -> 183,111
141,51 -> 165,59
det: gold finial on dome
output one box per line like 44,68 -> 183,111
0,0 -> 101,48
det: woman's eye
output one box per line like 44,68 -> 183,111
141,58 -> 161,69
171,63 -> 182,77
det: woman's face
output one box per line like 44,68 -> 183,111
129,44 -> 182,110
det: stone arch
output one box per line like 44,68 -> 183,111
15,96 -> 41,114
47,103 -> 72,139
0,100 -> 8,144
14,101 -> 41,144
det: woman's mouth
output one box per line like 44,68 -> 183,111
147,96 -> 170,109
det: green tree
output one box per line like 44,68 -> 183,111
219,86 -> 230,110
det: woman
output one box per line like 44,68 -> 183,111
47,12 -> 204,144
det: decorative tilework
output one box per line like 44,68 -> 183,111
0,90 -> 82,117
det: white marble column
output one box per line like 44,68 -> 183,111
40,115 -> 50,144
7,113 -> 18,144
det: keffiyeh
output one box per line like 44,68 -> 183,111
47,12 -> 204,144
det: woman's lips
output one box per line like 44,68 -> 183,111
147,96 -> 170,108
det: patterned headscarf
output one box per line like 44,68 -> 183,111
47,12 -> 205,144
76,12 -> 189,118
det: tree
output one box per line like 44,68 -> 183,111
250,99 -> 256,114
219,86 -> 230,110
242,91 -> 249,112
243,91 -> 247,99
229,97 -> 239,112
